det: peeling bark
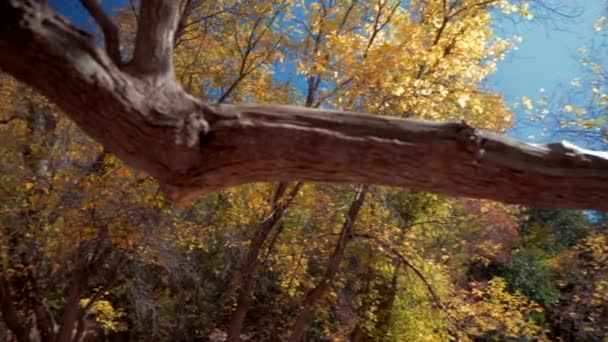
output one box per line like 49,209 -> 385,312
0,0 -> 607,210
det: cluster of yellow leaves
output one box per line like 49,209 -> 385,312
0,74 -> 18,115
80,299 -> 127,332
288,0 -> 519,129
452,277 -> 548,340
498,1 -> 533,19
0,71 -> 180,293
146,0 -> 525,130
169,0 -> 296,104
576,232 -> 608,271
373,261 -> 454,341
545,231 -> 608,338
593,16 -> 606,32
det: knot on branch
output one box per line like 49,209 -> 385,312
455,121 -> 487,160
145,104 -> 210,148
176,109 -> 210,148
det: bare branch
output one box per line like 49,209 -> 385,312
79,0 -> 121,65
132,0 -> 180,81
174,0 -> 197,45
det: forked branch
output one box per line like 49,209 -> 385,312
0,0 -> 607,211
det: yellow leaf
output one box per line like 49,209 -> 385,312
522,96 -> 533,110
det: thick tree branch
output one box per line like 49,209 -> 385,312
79,0 -> 121,65
132,0 -> 180,80
1,1 -> 608,211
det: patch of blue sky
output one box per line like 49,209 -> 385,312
488,1 -> 606,145
49,0 -> 125,28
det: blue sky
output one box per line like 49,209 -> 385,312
489,1 -> 606,141
50,0 -> 605,143
50,0 -> 124,26
491,2 -> 600,100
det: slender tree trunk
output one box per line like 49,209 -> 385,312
374,262 -> 401,339
55,235 -> 112,342
226,182 -> 303,342
349,254 -> 375,342
55,273 -> 87,342
0,275 -> 29,342
288,186 -> 368,342
30,273 -> 55,342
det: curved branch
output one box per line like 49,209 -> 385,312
1,1 -> 608,211
79,0 -> 121,65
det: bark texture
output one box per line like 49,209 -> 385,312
1,0 -> 608,210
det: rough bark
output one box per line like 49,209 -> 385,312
1,0 -> 608,210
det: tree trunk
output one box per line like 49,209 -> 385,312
55,273 -> 87,342
288,186 -> 368,342
349,256 -> 375,342
0,275 -> 29,342
226,182 -> 303,342
374,262 -> 400,339
1,1 -> 608,210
